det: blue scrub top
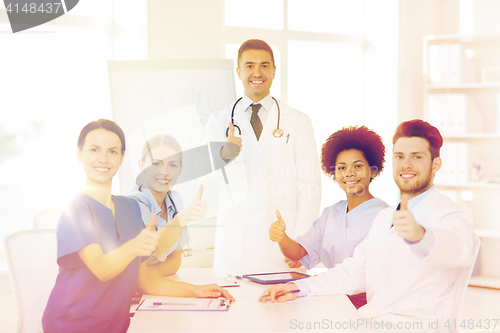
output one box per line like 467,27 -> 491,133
296,198 -> 389,270
42,193 -> 145,333
124,185 -> 189,258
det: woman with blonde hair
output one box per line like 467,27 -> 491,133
125,134 -> 206,276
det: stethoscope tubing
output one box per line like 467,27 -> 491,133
226,96 -> 282,138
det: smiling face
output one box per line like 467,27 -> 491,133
393,137 -> 441,197
139,145 -> 182,193
334,149 -> 375,196
236,49 -> 276,103
77,128 -> 124,186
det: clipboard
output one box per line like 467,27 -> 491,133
136,297 -> 231,311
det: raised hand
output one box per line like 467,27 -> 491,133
393,193 -> 425,242
269,209 -> 287,243
178,185 -> 208,227
131,215 -> 159,257
221,122 -> 242,161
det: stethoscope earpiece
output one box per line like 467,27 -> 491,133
226,96 -> 282,139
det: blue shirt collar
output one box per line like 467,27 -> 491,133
139,185 -> 175,217
400,185 -> 436,210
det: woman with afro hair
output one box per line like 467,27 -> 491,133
268,125 -> 388,308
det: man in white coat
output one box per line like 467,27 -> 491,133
260,119 -> 479,333
204,39 -> 321,274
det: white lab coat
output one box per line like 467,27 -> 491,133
296,187 -> 479,333
204,97 -> 321,274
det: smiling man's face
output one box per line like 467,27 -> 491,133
392,137 -> 441,197
236,49 -> 276,103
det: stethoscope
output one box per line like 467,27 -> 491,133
166,191 -> 191,257
226,96 -> 283,138
139,185 -> 191,257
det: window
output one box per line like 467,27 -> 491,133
0,0 -> 147,262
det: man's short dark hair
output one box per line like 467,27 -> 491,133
392,119 -> 443,160
237,39 -> 275,68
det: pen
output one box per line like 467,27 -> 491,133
153,302 -> 196,306
286,134 -> 290,143
267,289 -> 300,298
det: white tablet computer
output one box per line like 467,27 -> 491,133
242,272 -> 310,284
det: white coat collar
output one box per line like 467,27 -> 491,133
409,186 -> 440,229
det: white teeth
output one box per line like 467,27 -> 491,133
252,81 -> 264,83
95,167 -> 109,172
157,179 -> 169,185
345,181 -> 359,185
401,174 -> 415,178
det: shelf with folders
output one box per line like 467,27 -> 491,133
427,82 -> 500,91
473,228 -> 500,240
435,181 -> 500,190
423,34 -> 500,289
443,133 -> 500,140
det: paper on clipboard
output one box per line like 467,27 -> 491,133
136,297 -> 231,311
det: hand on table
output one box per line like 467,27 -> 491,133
194,284 -> 235,302
259,283 -> 298,303
393,193 -> 425,242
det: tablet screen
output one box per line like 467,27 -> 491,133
246,272 -> 309,282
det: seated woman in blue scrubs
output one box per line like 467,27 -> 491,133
42,119 -> 233,333
125,134 -> 205,277
269,125 -> 388,309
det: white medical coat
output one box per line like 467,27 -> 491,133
295,187 -> 479,332
204,97 -> 321,274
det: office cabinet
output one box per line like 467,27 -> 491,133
424,35 -> 500,289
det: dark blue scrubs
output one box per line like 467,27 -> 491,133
42,193 -> 145,333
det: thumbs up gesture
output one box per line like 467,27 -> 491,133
392,193 -> 425,242
131,214 -> 159,257
178,185 -> 208,227
269,210 -> 288,243
221,122 -> 242,161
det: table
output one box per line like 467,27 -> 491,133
128,268 -> 362,332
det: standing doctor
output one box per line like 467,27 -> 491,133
204,39 -> 321,274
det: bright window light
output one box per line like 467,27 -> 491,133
0,26 -> 112,257
288,0 -> 363,36
459,0 -> 474,35
225,0 -> 283,30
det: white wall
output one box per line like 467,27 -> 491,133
398,0 -> 460,122
148,0 -> 225,59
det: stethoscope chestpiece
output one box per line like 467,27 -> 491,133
273,128 -> 283,138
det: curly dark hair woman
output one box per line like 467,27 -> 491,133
321,125 -> 385,181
